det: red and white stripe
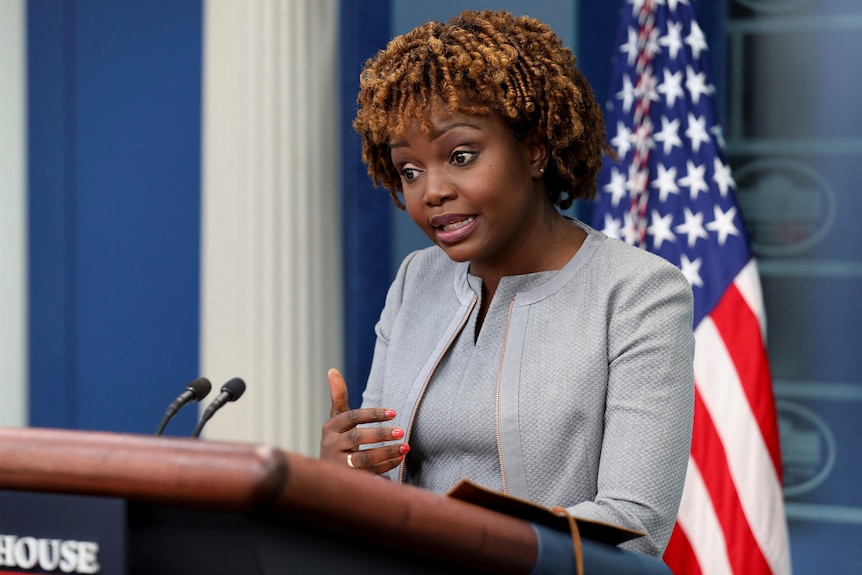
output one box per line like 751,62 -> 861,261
627,3 -> 657,247
665,260 -> 792,575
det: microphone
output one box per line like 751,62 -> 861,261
191,377 -> 246,438
155,377 -> 212,436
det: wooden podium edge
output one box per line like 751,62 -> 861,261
276,449 -> 538,573
0,426 -> 286,510
0,426 -> 537,574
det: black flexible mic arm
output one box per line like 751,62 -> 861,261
191,377 -> 246,438
155,377 -> 212,436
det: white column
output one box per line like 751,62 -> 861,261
200,0 -> 341,455
0,0 -> 27,427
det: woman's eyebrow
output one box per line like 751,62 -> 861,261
389,122 -> 481,149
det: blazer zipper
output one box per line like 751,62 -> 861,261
494,297 -> 516,494
398,295 -> 479,484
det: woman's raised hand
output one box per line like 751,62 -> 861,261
319,368 -> 409,474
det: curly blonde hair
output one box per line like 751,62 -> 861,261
353,9 -> 611,210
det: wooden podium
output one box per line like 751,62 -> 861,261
0,426 -> 538,574
0,427 -> 671,574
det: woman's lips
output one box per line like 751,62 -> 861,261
431,215 -> 478,245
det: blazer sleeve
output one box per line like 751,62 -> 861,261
360,250 -> 417,409
568,257 -> 695,556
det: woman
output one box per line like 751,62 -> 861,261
320,9 -> 694,559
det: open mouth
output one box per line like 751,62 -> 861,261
432,215 -> 479,245
437,216 -> 476,232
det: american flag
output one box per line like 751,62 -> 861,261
592,1 -> 792,573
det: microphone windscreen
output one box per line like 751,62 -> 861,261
188,377 -> 212,401
222,377 -> 246,401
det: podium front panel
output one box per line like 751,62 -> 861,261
0,490 -> 126,574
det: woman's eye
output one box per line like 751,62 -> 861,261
451,150 -> 476,166
400,167 -> 420,182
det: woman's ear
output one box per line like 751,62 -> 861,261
527,132 -> 549,179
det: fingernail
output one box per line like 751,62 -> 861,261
392,428 -> 404,439
384,409 -> 396,418
398,456 -> 404,463
399,444 -> 410,455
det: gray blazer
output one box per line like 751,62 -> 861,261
362,224 -> 695,556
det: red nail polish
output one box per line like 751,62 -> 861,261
392,428 -> 404,439
398,455 -> 404,463
399,444 -> 410,455
384,409 -> 396,418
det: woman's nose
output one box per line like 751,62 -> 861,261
423,171 -> 456,206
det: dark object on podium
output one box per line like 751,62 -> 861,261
447,477 -> 644,545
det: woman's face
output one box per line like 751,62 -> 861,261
389,108 -> 547,276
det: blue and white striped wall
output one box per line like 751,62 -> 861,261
1,0 -> 577,453
1,0 -> 407,455
0,0 -> 27,430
